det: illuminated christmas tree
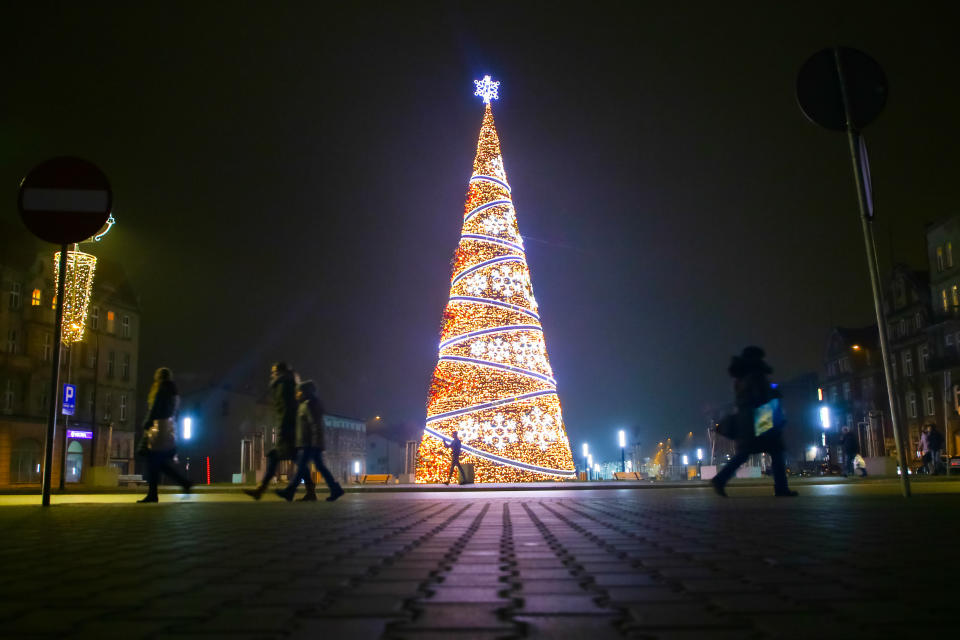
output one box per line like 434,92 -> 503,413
415,77 -> 576,483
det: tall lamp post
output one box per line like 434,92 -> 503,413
582,443 -> 589,478
587,453 -> 593,480
696,447 -> 703,479
618,429 -> 626,472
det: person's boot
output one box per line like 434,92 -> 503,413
299,490 -> 318,502
137,494 -> 158,503
710,476 -> 727,497
242,487 -> 264,501
326,485 -> 345,502
774,489 -> 799,497
275,488 -> 295,502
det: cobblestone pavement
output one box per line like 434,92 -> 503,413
2,484 -> 957,639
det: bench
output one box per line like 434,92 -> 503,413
361,474 -> 393,485
118,474 -> 146,486
613,472 -> 646,481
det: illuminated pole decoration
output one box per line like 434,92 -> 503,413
414,77 -> 576,483
53,247 -> 97,344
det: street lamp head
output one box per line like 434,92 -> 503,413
618,429 -> 626,448
696,448 -> 703,461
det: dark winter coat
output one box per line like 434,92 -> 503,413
729,371 -> 784,453
840,431 -> 860,456
270,371 -> 298,459
445,436 -> 462,460
143,380 -> 178,428
295,395 -> 326,450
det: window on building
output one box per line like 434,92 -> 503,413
827,362 -> 836,377
842,381 -> 851,402
91,306 -> 99,330
121,353 -> 130,380
908,392 -> 917,418
3,380 -> 15,414
119,394 -> 128,422
107,351 -> 115,378
919,345 -> 929,373
903,351 -> 913,377
121,315 -> 130,338
937,246 -> 945,271
925,390 -> 936,416
85,344 -> 96,369
106,310 -> 116,333
915,312 -> 923,330
899,318 -> 907,335
51,294 -> 56,310
943,289 -> 949,312
103,392 -> 112,420
891,353 -> 898,380
953,285 -> 959,309
42,333 -> 52,362
31,288 -> 41,306
6,329 -> 18,355
8,281 -> 22,310
9,438 -> 42,483
950,242 -> 955,268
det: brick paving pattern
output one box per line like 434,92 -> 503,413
1,485 -> 957,638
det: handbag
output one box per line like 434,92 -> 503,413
143,418 -> 176,452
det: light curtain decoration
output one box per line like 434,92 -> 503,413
53,248 -> 97,345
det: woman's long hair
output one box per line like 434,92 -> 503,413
147,367 -> 173,406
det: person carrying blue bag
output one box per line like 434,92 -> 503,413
711,346 -> 798,497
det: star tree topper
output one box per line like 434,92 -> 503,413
474,75 -> 500,104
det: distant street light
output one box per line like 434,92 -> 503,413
183,417 -> 193,441
820,406 -> 831,429
618,429 -> 626,472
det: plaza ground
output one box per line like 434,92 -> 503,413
2,479 -> 957,639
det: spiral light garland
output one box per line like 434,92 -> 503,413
414,79 -> 576,483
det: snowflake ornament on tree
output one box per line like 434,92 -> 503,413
522,406 -> 559,451
482,413 -> 518,450
464,272 -> 488,296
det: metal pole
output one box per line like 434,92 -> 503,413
621,447 -> 625,473
58,343 -> 71,489
41,245 -> 69,506
834,48 -> 911,497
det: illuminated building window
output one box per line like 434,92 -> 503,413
943,289 -> 949,312
953,285 -> 959,308
925,390 -> 935,416
90,307 -> 99,330
41,333 -> 52,362
107,351 -> 115,378
31,289 -> 41,306
937,246 -> 944,271
8,282 -> 22,310
106,310 -> 115,333
121,315 -> 130,338
119,394 -> 128,422
907,392 -> 917,418
6,329 -> 18,355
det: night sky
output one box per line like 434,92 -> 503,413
4,2 -> 959,459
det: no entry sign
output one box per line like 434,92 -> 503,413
18,157 -> 112,244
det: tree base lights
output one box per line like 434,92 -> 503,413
414,78 -> 575,483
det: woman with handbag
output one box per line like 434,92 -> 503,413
137,367 -> 192,503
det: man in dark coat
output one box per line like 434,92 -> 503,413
839,426 -> 860,477
711,346 -> 797,497
243,362 -> 316,500
443,431 -> 465,485
276,380 -> 344,502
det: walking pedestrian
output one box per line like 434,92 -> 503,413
443,431 -> 465,485
839,426 -> 860,477
920,424 -> 944,475
137,367 -> 192,503
243,362 -> 316,500
275,380 -> 344,502
711,346 -> 797,497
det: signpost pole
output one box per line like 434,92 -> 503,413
833,48 -> 911,497
41,245 -> 68,506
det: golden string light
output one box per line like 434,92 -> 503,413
53,249 -> 97,345
415,91 -> 575,483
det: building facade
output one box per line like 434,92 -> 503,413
0,238 -> 140,488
